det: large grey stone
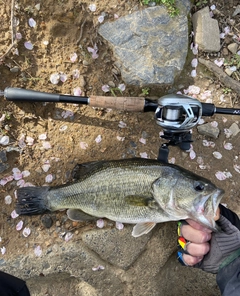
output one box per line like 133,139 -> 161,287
1,240 -> 124,295
197,122 -> 220,139
98,6 -> 189,87
82,224 -> 151,269
192,6 -> 220,52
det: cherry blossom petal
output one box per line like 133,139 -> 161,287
188,85 -> 200,95
34,245 -> 42,257
23,227 -> 31,237
80,142 -> 88,149
102,85 -> 110,92
92,265 -> 105,271
61,110 -> 74,119
13,168 -> 23,180
215,171 -> 232,180
5,195 -> 12,205
140,152 -> 148,158
11,210 -> 19,219
22,170 -> 30,178
220,33 -> 225,39
28,18 -> 36,27
96,219 -> 104,228
70,53 -> 78,63
213,151 -> 222,159
65,232 -> 73,242
215,171 -> 227,180
198,118 -> 205,125
214,58 -> 224,67
139,138 -> 146,144
17,179 -> 25,187
118,121 -> 127,128
89,4 -> 96,11
211,121 -> 218,127
224,143 -> 233,150
190,150 -> 196,160
72,69 -> 80,79
98,15 -> 104,23
59,73 -> 68,83
73,87 -> 82,96
45,174 -> 53,183
117,136 -> 125,141
0,135 -> 9,145
191,58 -> 198,68
24,41 -> 33,50
116,221 -> 124,230
15,32 -> 22,40
1,247 -> 6,255
197,156 -> 204,165
95,135 -> 102,143
202,140 -> 215,147
191,69 -> 197,77
234,164 -> 240,173
42,141 -> 52,149
16,220 -> 24,231
224,128 -> 232,138
50,73 -> 60,84
169,157 -> 175,164
39,133 -> 47,140
118,84 -> 126,92
42,162 -> 50,172
0,175 -> 14,186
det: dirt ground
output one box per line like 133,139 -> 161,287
0,0 -> 240,289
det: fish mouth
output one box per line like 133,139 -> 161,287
193,188 -> 224,230
211,188 -> 224,216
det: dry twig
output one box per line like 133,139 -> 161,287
199,58 -> 240,94
0,0 -> 17,61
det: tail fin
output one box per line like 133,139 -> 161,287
16,186 -> 50,215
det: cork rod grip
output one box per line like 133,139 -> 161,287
89,96 -> 145,112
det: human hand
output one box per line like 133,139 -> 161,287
177,206 -> 240,274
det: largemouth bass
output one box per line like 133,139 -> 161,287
16,158 -> 224,237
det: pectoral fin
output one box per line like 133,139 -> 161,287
67,209 -> 98,222
131,222 -> 156,237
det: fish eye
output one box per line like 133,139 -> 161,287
194,181 -> 205,192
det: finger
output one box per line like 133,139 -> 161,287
183,254 -> 203,266
186,242 -> 210,257
181,224 -> 212,244
186,219 -> 212,233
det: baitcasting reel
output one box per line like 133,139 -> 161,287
155,94 -> 203,161
3,87 -> 240,163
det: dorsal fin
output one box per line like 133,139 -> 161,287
71,161 -> 108,180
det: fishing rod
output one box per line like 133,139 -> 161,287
3,87 -> 240,162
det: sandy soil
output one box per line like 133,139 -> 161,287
0,0 -> 240,281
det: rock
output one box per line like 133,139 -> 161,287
192,6 -> 220,52
227,43 -> 238,54
233,4 -> 240,17
229,122 -> 240,137
0,150 -> 8,173
81,225 -> 151,269
197,123 -> 220,139
225,68 -> 234,76
41,215 -> 53,228
222,47 -> 229,56
98,5 -> 190,86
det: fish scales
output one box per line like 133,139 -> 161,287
47,163 -> 166,221
15,158 -> 224,237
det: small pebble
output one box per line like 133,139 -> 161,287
41,215 -> 53,228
